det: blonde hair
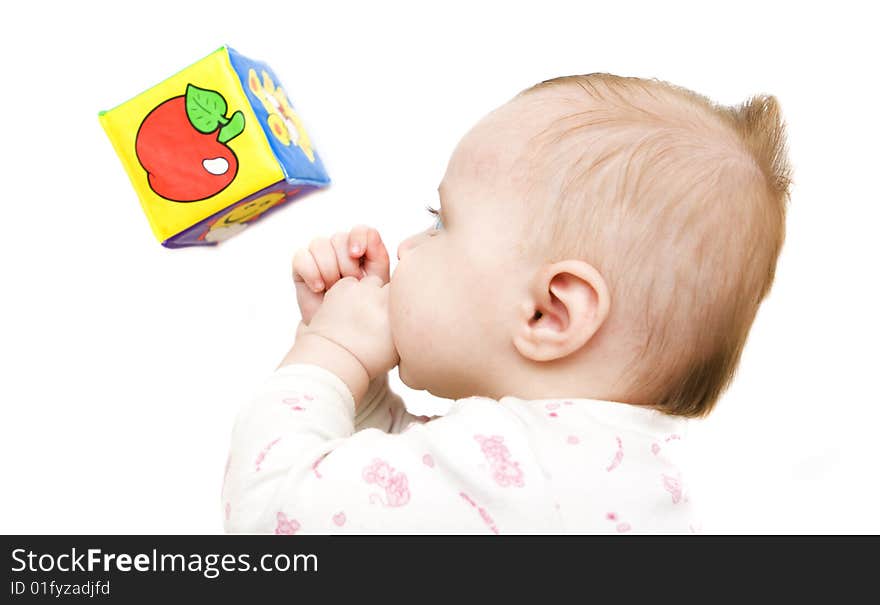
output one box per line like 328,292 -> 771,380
514,74 -> 792,418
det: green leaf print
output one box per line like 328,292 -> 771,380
185,84 -> 230,133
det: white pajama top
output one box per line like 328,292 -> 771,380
222,364 -> 701,534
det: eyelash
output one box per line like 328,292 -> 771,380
425,204 -> 444,230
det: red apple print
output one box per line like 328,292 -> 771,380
135,84 -> 245,202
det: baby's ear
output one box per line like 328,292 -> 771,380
512,260 -> 610,362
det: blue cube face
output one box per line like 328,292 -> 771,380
227,47 -> 330,188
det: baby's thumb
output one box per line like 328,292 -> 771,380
362,229 -> 390,283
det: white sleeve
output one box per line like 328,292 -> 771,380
221,364 -> 493,534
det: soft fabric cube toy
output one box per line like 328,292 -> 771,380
99,45 -> 329,247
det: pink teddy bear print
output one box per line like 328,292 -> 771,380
475,435 -> 525,488
363,458 -> 410,507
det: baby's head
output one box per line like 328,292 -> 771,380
389,74 -> 792,418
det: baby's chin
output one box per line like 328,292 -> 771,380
398,359 -> 439,396
396,358 -> 418,390
398,358 -> 472,401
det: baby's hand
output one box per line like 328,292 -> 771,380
292,225 -> 391,325
299,275 -> 400,381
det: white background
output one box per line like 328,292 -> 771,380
0,0 -> 877,534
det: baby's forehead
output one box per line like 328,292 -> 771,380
446,96 -> 566,187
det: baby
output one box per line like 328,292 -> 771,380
222,73 -> 792,533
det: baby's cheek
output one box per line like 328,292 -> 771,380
392,290 -> 444,387
388,275 -> 424,360
388,284 -> 411,337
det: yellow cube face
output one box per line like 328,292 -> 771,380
99,47 -> 284,243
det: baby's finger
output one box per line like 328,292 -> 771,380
348,224 -> 370,257
292,248 -> 325,292
362,228 -> 391,283
331,231 -> 362,278
309,237 -> 342,288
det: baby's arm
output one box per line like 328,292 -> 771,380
222,361 -> 358,533
292,320 -> 419,434
222,363 -> 489,534
290,225 -> 427,434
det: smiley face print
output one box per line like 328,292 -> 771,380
199,189 -> 299,242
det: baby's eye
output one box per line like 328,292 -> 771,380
425,204 -> 444,230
